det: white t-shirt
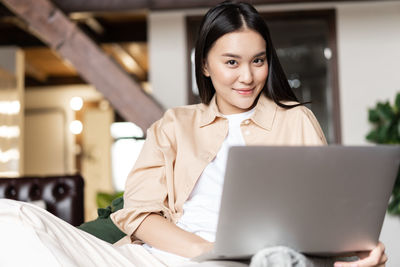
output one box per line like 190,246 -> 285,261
176,108 -> 255,242
143,108 -> 255,258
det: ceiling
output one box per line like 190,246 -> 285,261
0,0 -> 380,88
0,2 -> 148,87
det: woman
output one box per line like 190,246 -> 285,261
110,1 -> 387,266
0,1 -> 387,267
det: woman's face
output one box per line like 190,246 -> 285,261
204,29 -> 268,114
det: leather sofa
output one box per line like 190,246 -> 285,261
0,174 -> 84,226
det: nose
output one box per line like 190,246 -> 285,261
238,65 -> 253,84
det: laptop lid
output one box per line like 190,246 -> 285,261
210,145 -> 399,259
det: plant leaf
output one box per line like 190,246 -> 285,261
368,109 -> 380,123
395,92 -> 400,112
388,195 -> 400,214
397,123 -> 400,142
377,124 -> 390,143
376,102 -> 393,123
366,130 -> 379,143
367,93 -> 400,214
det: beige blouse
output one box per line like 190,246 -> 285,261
110,94 -> 327,243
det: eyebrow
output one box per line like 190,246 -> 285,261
221,51 -> 266,58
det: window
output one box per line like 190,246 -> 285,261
110,122 -> 145,191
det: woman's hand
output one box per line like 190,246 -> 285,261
334,242 -> 387,267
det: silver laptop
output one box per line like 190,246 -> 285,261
195,145 -> 400,261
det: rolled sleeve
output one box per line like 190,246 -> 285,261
110,111 -> 176,240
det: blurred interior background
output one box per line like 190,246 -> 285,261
0,0 -> 399,265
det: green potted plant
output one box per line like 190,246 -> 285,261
366,92 -> 400,215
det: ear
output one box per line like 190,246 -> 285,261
203,60 -> 210,77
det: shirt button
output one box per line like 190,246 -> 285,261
243,119 -> 250,125
244,130 -> 250,136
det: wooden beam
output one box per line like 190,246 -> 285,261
2,0 -> 164,130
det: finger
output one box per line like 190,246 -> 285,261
334,243 -> 386,267
340,242 -> 385,260
334,257 -> 385,267
380,253 -> 388,264
356,242 -> 385,259
375,241 -> 385,253
352,250 -> 384,266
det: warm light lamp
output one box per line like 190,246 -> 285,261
70,97 -> 83,111
69,120 -> 83,135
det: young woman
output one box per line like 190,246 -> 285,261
0,1 -> 387,267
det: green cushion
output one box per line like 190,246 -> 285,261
77,196 -> 126,244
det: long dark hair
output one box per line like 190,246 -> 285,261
195,1 -> 302,109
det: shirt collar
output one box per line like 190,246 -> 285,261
199,93 -> 277,131
199,95 -> 223,127
252,93 -> 277,131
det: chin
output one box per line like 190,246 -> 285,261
238,97 -> 258,108
235,102 -> 255,112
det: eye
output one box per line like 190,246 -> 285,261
253,58 -> 265,65
226,60 -> 237,66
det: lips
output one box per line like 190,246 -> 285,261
233,88 -> 254,95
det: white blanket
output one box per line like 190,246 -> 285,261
0,199 -> 169,267
0,199 -> 356,267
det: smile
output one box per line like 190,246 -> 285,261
233,88 -> 254,95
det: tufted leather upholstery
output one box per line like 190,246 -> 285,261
0,175 -> 84,226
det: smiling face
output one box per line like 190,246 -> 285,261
203,28 -> 269,114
